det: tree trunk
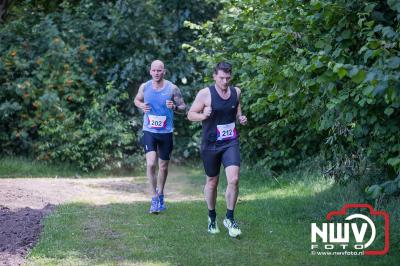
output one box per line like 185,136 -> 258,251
0,0 -> 8,23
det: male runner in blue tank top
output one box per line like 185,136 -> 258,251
187,62 -> 247,237
134,60 -> 186,214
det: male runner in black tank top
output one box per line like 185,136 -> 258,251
188,62 -> 247,237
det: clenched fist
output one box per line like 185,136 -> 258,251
166,100 -> 175,110
203,106 -> 212,117
238,115 -> 247,125
142,103 -> 151,113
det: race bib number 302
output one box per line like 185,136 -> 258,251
216,122 -> 237,141
148,115 -> 167,129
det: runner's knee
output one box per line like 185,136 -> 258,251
206,176 -> 219,189
158,162 -> 168,172
147,160 -> 157,170
227,175 -> 239,186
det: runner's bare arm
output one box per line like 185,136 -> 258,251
172,85 -> 186,114
187,88 -> 210,122
134,83 -> 150,113
235,87 -> 247,125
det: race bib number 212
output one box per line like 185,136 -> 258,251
216,122 -> 237,141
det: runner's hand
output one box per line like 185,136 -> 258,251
142,103 -> 151,113
203,106 -> 212,117
238,115 -> 247,125
166,100 -> 175,110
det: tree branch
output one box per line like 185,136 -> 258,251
0,0 -> 9,23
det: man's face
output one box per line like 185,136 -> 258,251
213,70 -> 231,90
150,62 -> 165,82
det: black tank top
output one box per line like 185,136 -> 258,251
201,85 -> 239,147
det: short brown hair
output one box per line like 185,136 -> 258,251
213,61 -> 232,74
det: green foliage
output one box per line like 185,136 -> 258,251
0,0 -> 219,170
186,0 -> 400,179
366,173 -> 400,200
36,82 -> 135,171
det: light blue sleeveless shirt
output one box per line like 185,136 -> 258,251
143,80 -> 174,133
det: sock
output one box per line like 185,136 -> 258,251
226,209 -> 234,220
208,209 -> 216,222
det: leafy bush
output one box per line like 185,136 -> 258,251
0,0 -> 219,170
186,0 -> 400,178
366,174 -> 400,200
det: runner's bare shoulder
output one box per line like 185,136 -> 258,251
234,86 -> 241,96
198,87 -> 211,104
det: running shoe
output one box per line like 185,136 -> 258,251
208,217 -> 220,234
149,196 -> 159,214
158,193 -> 166,211
223,218 -> 242,237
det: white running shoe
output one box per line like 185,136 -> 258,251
223,218 -> 242,237
208,217 -> 220,234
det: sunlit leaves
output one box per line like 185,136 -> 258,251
187,0 -> 400,175
0,0 -> 220,169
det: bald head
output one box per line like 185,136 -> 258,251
150,60 -> 165,82
151,60 -> 164,69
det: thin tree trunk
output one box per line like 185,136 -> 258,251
0,0 -> 9,23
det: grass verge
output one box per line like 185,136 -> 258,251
27,161 -> 400,265
0,156 -> 141,178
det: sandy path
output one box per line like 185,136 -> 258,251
0,171 -> 203,266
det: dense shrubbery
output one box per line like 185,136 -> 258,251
0,0 -> 219,170
186,0 -> 400,182
1,0 -> 399,189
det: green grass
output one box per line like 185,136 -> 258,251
0,156 -> 141,178
26,162 -> 399,265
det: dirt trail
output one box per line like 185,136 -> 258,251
0,169 -> 203,265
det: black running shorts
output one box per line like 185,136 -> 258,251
142,131 -> 173,160
200,143 -> 240,177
